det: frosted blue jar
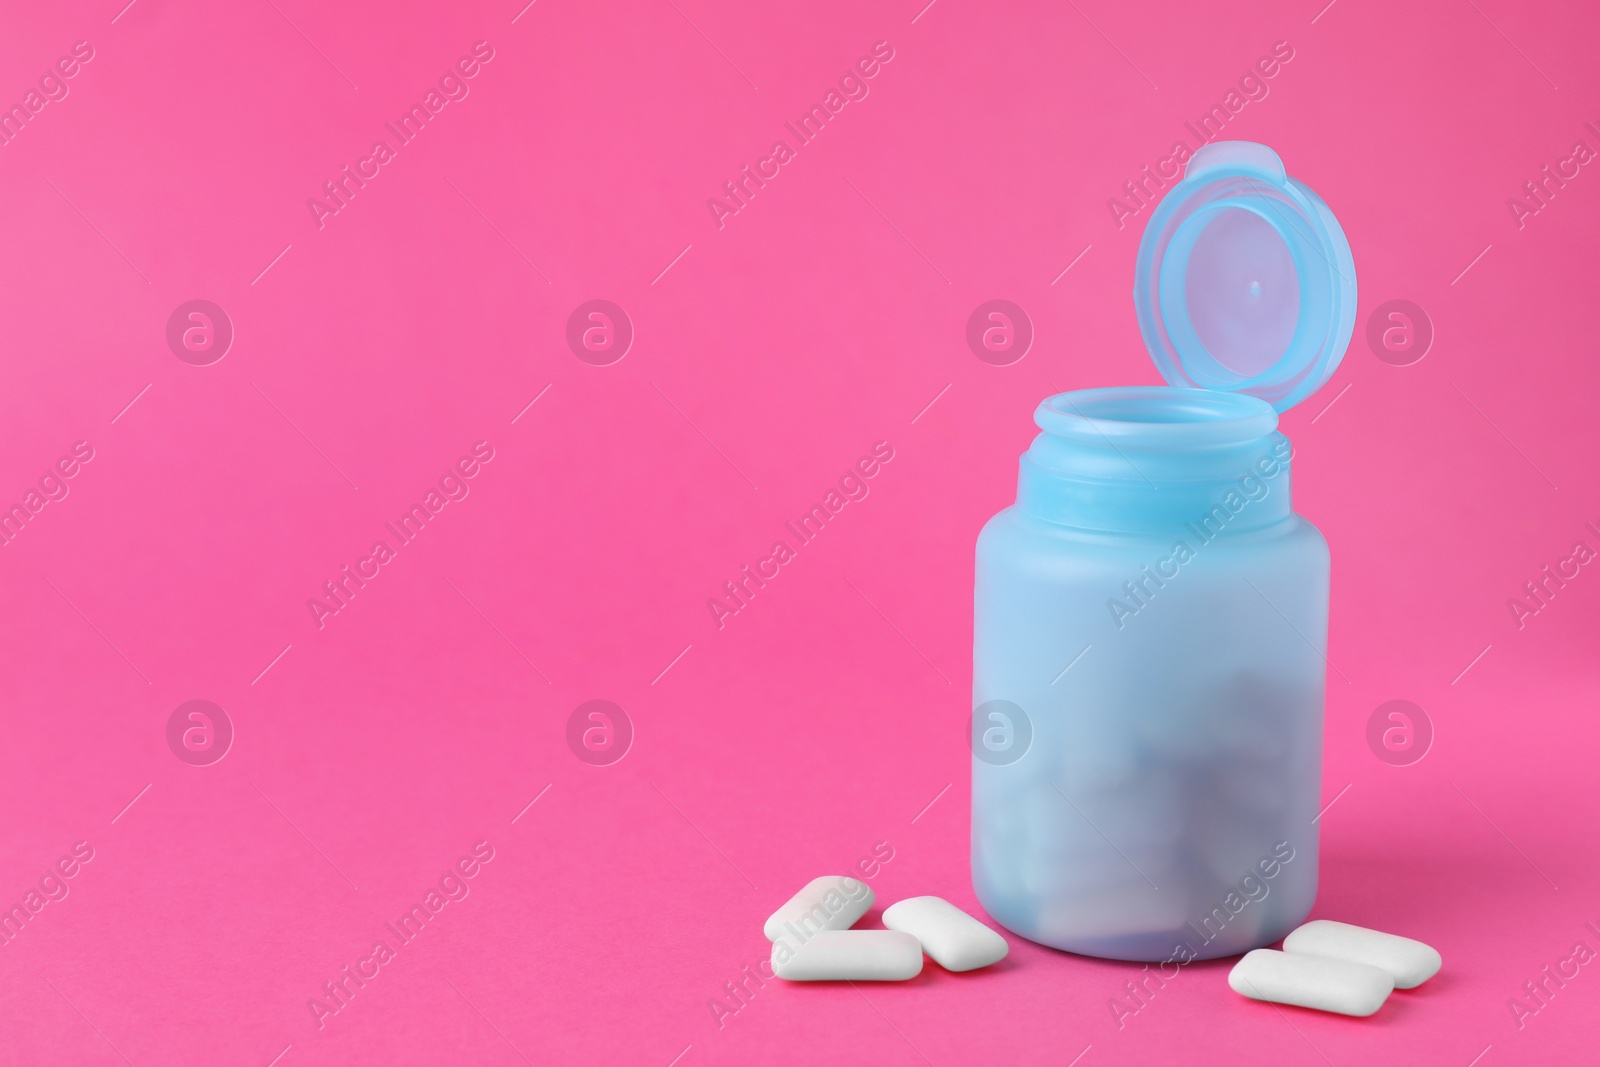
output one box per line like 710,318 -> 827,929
971,142 -> 1356,962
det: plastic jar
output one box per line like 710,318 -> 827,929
970,142 -> 1356,962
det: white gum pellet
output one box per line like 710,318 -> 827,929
1283,920 -> 1442,989
772,930 -> 923,981
764,875 -> 875,942
1229,949 -> 1394,1016
882,896 -> 1009,972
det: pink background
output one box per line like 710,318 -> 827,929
1,0 -> 1597,1064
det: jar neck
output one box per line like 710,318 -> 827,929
1016,387 -> 1294,534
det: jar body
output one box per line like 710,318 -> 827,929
971,388 -> 1328,962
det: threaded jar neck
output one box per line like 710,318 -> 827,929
1017,387 -> 1294,534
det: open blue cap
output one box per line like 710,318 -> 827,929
1133,142 -> 1356,413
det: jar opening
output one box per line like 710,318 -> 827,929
1036,387 -> 1278,449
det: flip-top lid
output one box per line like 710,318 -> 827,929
1133,142 -> 1356,412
